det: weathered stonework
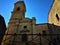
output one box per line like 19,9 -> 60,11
1,1 -> 50,45
2,0 -> 60,45
48,0 -> 60,26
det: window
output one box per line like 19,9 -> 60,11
42,30 -> 46,36
24,26 -> 27,29
17,7 -> 20,11
56,14 -> 59,21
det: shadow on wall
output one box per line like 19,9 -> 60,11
48,23 -> 60,45
0,15 -> 6,45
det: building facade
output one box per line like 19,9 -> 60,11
48,0 -> 60,45
1,0 -> 60,45
0,15 -> 6,45
48,0 -> 60,26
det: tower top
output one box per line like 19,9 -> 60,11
15,0 -> 24,5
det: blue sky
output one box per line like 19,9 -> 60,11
0,0 -> 53,26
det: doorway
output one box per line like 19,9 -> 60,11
21,34 -> 28,42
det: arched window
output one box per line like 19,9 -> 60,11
17,7 -> 20,11
56,14 -> 59,21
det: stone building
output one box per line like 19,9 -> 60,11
48,0 -> 60,26
0,15 -> 6,45
1,0 -> 60,45
48,0 -> 60,45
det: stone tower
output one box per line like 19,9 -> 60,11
11,0 -> 26,19
48,0 -> 60,26
1,0 -> 37,45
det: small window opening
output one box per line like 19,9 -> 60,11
24,26 -> 27,29
56,14 -> 59,21
42,30 -> 46,36
17,7 -> 20,11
